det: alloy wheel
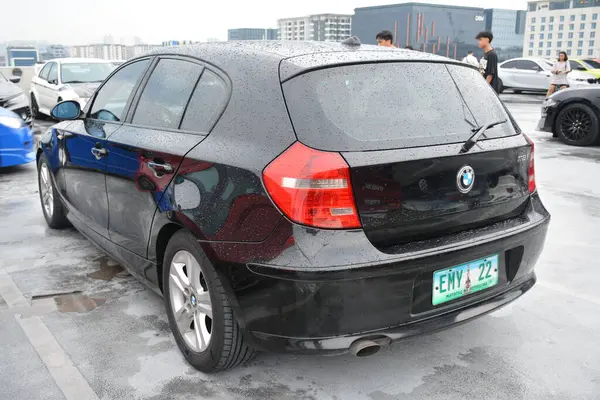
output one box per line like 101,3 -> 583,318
168,250 -> 213,352
560,108 -> 592,142
40,163 -> 53,218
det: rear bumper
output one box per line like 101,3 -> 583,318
250,274 -> 536,354
233,195 -> 550,354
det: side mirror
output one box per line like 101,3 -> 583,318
9,76 -> 21,84
51,100 -> 81,121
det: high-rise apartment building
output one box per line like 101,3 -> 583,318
277,14 -> 352,42
524,0 -> 600,58
228,28 -> 278,40
126,44 -> 162,59
69,44 -> 127,60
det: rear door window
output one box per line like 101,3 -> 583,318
179,70 -> 229,134
282,62 -> 516,151
131,59 -> 204,130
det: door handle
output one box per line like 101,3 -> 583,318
147,161 -> 173,176
91,147 -> 108,160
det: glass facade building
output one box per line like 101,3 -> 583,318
352,3 -> 486,59
485,9 -> 527,60
227,28 -> 278,41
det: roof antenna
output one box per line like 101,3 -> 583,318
341,36 -> 361,46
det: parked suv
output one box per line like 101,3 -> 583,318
37,42 -> 550,372
30,58 -> 114,118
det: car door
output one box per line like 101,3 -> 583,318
104,57 -> 229,266
34,62 -> 55,111
60,58 -> 151,238
515,60 -> 550,89
44,62 -> 60,110
499,60 -> 519,87
32,63 -> 51,108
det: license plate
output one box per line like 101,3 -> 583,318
432,255 -> 499,306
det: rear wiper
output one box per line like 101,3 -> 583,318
459,120 -> 507,154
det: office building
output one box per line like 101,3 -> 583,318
69,44 -> 127,60
5,46 -> 38,66
277,14 -> 352,42
524,0 -> 600,58
484,9 -> 527,60
228,28 -> 278,41
353,3 -> 485,59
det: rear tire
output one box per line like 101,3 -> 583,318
497,79 -> 504,94
163,231 -> 256,372
37,154 -> 70,229
556,103 -> 600,146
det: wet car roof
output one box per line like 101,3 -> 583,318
145,41 -> 456,81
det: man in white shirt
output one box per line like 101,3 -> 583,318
462,51 -> 478,66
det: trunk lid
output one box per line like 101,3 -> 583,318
342,137 -> 531,247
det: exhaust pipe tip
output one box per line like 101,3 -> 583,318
349,339 -> 382,357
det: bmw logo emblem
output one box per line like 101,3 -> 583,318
190,295 -> 197,307
456,165 -> 475,194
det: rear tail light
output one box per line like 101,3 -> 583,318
524,134 -> 536,193
263,142 -> 361,229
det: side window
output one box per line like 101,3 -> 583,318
47,63 -> 58,84
132,59 -> 203,130
180,70 -> 228,133
517,60 -> 540,70
569,61 -> 582,70
39,63 -> 52,81
501,61 -> 518,69
89,59 -> 150,122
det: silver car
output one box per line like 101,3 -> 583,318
498,57 -> 597,94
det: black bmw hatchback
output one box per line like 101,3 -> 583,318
37,41 -> 550,372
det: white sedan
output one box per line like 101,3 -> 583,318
498,57 -> 597,94
30,58 -> 115,118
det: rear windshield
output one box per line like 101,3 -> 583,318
282,62 -> 518,151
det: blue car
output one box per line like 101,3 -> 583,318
0,107 -> 35,167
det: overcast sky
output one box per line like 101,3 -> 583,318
2,0 -> 529,45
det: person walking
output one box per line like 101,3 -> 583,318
476,31 -> 500,93
547,51 -> 571,97
376,31 -> 394,47
462,51 -> 479,66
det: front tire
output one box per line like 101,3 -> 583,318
556,103 -> 600,146
31,94 -> 40,120
163,231 -> 256,372
38,154 -> 70,229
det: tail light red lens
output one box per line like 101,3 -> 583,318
263,142 -> 361,229
525,134 -> 536,193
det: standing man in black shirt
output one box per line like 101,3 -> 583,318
476,31 -> 499,93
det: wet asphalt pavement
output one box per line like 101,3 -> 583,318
1,95 -> 599,400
